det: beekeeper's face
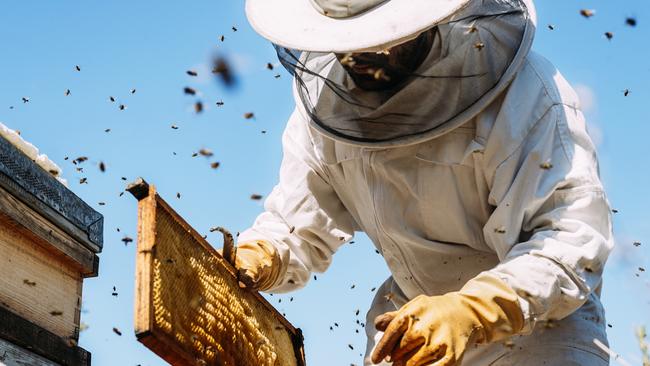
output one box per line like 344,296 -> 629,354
336,28 -> 435,91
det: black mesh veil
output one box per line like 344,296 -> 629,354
274,0 -> 535,147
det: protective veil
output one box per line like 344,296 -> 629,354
275,0 -> 534,146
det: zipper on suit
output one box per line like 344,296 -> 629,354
362,149 -> 427,294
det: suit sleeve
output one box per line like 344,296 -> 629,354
482,103 -> 614,332
238,109 -> 356,293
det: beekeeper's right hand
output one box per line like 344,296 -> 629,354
234,240 -> 283,291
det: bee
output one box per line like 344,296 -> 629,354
580,9 -> 595,18
50,310 -> 64,316
23,279 -> 37,287
210,162 -> 220,169
105,128 -> 111,132
99,161 -> 106,172
121,236 -> 133,245
540,161 -> 553,170
633,241 -> 641,247
176,192 -> 181,199
216,100 -> 224,107
232,26 -> 238,32
22,97 -> 29,103
75,65 -> 81,71
109,96 -> 116,102
625,17 -> 637,27
73,156 -> 88,164
211,56 -> 236,87
65,89 -> 71,96
250,194 -> 263,200
171,124 -> 179,129
119,104 -> 126,110
112,327 -> 122,336
199,148 -> 213,157
244,112 -> 255,119
184,87 -> 197,95
112,286 -> 118,297
605,32 -> 614,40
130,88 -> 136,94
194,101 -> 203,114
187,70 -> 198,77
79,177 -> 88,184
494,226 -> 507,234
474,42 -> 485,51
220,35 -> 225,42
266,63 -> 274,70
98,202 -> 106,206
274,74 -> 281,79
547,24 -> 555,31
623,89 -> 630,97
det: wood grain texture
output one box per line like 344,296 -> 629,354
0,185 -> 98,277
0,219 -> 82,341
0,337 -> 59,366
132,184 -> 305,366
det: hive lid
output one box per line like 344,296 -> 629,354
0,135 -> 103,253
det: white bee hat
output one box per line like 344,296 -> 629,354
245,0 -> 475,53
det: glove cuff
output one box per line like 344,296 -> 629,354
458,272 -> 525,343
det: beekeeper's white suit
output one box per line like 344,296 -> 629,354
241,0 -> 613,364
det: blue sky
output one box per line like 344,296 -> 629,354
1,1 -> 649,365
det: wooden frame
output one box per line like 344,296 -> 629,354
128,178 -> 306,366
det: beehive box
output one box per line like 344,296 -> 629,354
0,134 -> 103,365
128,179 -> 305,366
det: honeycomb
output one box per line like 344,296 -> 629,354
147,203 -> 300,366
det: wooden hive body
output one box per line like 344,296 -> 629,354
128,179 -> 305,366
0,135 -> 103,365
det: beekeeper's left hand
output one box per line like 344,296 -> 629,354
371,273 -> 524,366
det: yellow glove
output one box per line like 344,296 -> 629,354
371,273 -> 524,366
234,240 -> 283,291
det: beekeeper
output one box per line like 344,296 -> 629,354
236,0 -> 614,364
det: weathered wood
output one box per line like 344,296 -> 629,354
0,185 -> 98,277
0,337 -> 60,366
130,183 -> 305,366
0,219 -> 82,341
0,135 -> 103,252
0,306 -> 90,366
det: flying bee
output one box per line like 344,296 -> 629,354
199,148 -> 213,157
580,9 -> 595,18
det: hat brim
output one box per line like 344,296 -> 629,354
245,0 -> 473,53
